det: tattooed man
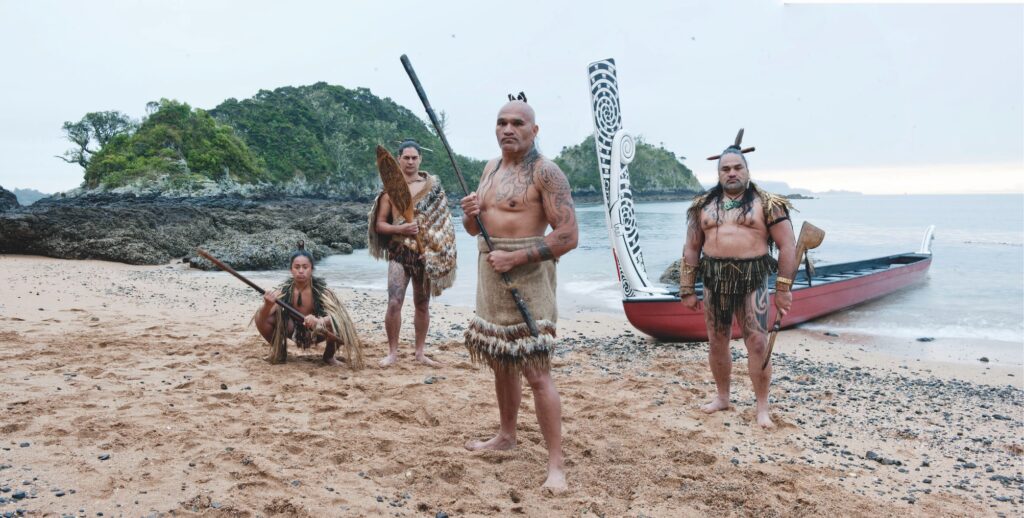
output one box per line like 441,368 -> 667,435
679,131 -> 797,428
460,99 -> 578,490
369,140 -> 457,367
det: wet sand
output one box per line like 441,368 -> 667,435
0,256 -> 1020,517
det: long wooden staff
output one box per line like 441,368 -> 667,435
400,54 -> 540,338
762,317 -> 782,370
196,248 -> 344,343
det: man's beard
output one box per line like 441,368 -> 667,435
721,180 -> 748,195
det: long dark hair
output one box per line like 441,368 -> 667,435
687,183 -> 755,223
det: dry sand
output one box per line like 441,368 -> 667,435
0,255 -> 1021,517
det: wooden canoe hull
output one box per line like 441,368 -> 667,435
622,253 -> 932,342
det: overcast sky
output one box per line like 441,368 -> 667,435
1,0 -> 1021,194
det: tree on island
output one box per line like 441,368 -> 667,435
56,111 -> 137,169
81,99 -> 266,189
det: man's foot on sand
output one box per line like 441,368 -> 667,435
756,407 -> 775,429
378,354 -> 398,367
701,396 -> 730,414
323,356 -> 343,367
415,353 -> 443,367
541,465 -> 567,492
465,434 -> 515,451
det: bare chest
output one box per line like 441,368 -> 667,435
481,167 -> 540,213
408,179 -> 427,199
700,199 -> 766,232
291,286 -> 315,315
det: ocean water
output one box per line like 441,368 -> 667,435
242,194 -> 1024,362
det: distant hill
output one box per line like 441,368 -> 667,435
555,135 -> 702,194
11,188 -> 50,205
63,82 -> 700,197
209,82 -> 485,196
700,180 -> 861,196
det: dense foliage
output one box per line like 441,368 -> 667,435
209,83 -> 485,195
554,135 -> 702,194
66,83 -> 699,197
83,100 -> 266,189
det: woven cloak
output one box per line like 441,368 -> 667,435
367,173 -> 457,296
258,276 -> 363,367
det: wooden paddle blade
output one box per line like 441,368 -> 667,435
375,145 -> 413,218
797,222 -> 825,250
796,222 -> 826,280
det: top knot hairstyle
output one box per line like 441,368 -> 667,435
507,91 -> 528,103
289,240 -> 315,269
706,128 -> 756,162
397,139 -> 421,156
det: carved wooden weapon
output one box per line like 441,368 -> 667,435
195,248 -> 343,343
399,54 -> 540,337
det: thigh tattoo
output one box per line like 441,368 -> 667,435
740,282 -> 769,336
387,261 -> 410,302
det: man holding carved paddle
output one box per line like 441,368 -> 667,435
368,140 -> 457,368
679,129 -> 797,429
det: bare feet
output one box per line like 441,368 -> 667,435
701,395 -> 730,414
541,465 -> 567,491
415,353 -> 443,367
756,405 -> 775,429
322,356 -> 343,367
378,353 -> 398,367
465,434 -> 515,451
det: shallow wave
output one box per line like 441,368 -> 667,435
798,322 -> 1024,343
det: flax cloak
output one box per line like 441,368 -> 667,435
257,276 -> 363,367
464,236 -> 558,373
367,172 -> 457,296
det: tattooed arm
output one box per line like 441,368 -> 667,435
460,159 -> 498,236
525,159 -> 578,262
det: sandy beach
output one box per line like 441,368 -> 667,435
0,255 -> 1021,517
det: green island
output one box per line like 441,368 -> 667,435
60,82 -> 702,197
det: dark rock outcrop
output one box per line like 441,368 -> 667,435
0,193 -> 369,270
0,186 -> 20,213
660,259 -> 682,285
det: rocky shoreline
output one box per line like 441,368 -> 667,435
0,191 -> 371,271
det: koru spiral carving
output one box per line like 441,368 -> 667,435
588,58 -> 652,296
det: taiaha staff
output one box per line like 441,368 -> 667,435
762,317 -> 782,370
195,248 -> 344,343
399,54 -> 540,338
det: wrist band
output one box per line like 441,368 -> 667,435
776,276 -> 793,285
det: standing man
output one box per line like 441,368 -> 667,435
679,130 -> 796,428
460,98 -> 578,490
368,140 -> 457,367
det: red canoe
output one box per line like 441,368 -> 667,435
584,58 -> 933,342
622,251 -> 933,342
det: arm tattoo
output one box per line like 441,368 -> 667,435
537,161 -> 575,228
525,242 -> 555,263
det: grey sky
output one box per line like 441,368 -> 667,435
1,0 -> 1021,194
